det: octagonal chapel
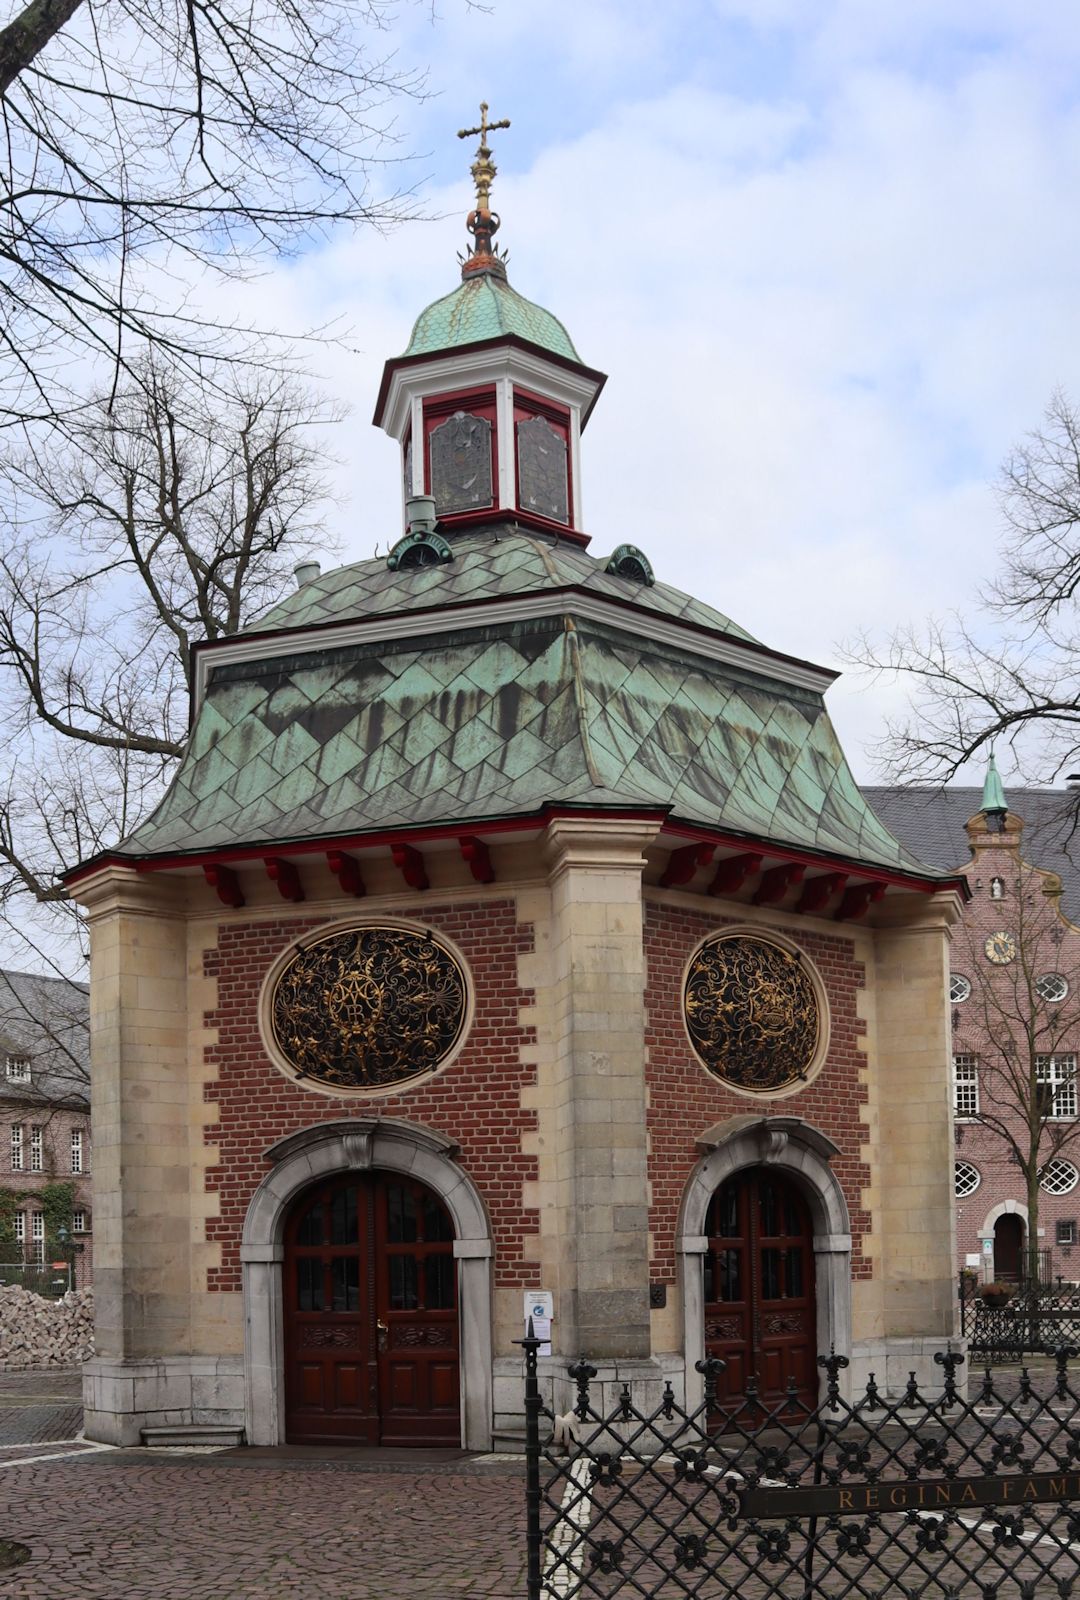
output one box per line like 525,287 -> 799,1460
67,120 -> 967,1449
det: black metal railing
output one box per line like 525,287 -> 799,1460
521,1328 -> 1080,1598
960,1273 -> 1080,1359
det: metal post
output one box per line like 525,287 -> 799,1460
518,1318 -> 543,1600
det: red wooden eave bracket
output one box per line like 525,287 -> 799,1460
392,842 -> 429,892
327,850 -> 366,897
204,863 -> 244,908
753,862 -> 805,906
797,872 -> 849,915
707,852 -> 763,897
660,842 -> 715,889
265,857 -> 304,903
459,836 -> 494,884
835,882 -> 887,922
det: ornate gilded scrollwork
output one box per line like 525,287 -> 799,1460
271,926 -> 467,1090
684,933 -> 819,1092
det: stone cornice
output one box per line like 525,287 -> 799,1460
541,815 -> 663,881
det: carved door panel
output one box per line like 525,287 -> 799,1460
375,1177 -> 460,1445
285,1176 -> 378,1444
284,1173 -> 460,1446
704,1168 -> 816,1413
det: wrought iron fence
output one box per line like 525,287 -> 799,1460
0,1261 -> 72,1299
521,1328 -> 1080,1598
960,1274 -> 1080,1359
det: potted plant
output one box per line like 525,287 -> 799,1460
978,1281 -> 1016,1306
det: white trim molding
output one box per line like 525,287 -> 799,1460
240,1116 -> 494,1450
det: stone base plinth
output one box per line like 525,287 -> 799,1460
83,1356 -> 245,1447
850,1336 -> 969,1400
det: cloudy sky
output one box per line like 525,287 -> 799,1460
211,0 -> 1080,784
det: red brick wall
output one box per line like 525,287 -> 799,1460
643,900 -> 872,1282
202,901 -> 537,1292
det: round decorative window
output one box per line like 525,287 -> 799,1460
949,974 -> 972,1003
683,932 -> 821,1092
1040,1158 -> 1080,1196
954,1160 -> 981,1198
1037,973 -> 1069,1004
269,925 -> 468,1091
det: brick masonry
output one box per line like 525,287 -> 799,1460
202,900 -> 538,1292
643,897 -> 872,1283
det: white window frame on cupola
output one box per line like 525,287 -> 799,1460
389,347 -> 596,538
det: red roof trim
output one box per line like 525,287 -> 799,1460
63,806 -> 969,900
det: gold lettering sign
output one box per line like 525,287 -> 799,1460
271,926 -> 467,1090
737,1471 -> 1080,1520
684,934 -> 819,1091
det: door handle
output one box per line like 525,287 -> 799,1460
377,1319 -> 388,1333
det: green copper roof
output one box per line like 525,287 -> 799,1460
254,530 -> 758,641
981,751 -> 1007,815
403,273 -> 580,361
116,534 -> 940,880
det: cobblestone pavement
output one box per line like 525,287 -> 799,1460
0,1452 -> 529,1599
0,1368 -> 81,1447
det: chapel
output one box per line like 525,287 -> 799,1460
68,111 -> 968,1450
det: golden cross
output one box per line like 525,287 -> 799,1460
457,102 -> 511,217
457,101 -> 511,151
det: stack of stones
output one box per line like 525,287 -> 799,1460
0,1285 -> 93,1367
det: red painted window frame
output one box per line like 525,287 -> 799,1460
513,386 -> 573,530
422,386 -> 498,518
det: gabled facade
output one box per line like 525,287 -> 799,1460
0,970 -> 93,1289
67,123 -> 967,1449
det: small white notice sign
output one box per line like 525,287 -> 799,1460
524,1290 -> 554,1356
964,1253 -> 981,1268
982,1238 -> 994,1256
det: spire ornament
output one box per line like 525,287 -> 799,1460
457,101 -> 511,280
982,749 -> 1008,834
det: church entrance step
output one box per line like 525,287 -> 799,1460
140,1424 -> 246,1449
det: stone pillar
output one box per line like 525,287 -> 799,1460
541,816 -> 659,1359
864,889 -> 965,1391
75,866 -> 196,1443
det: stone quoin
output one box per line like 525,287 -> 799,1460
65,108 -> 968,1450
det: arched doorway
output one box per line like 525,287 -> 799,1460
283,1170 -> 460,1446
994,1213 -> 1025,1283
704,1167 -> 817,1411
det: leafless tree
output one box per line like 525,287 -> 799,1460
847,391 -> 1080,797
955,868 -> 1080,1283
0,0 -> 435,422
0,355 -> 340,952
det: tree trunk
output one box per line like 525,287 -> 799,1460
0,0 -> 84,96
1026,1165 -> 1042,1286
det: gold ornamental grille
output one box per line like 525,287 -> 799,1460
271,926 -> 467,1090
684,933 -> 819,1091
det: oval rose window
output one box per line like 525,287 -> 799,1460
270,925 -> 467,1091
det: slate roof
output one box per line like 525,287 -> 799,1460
113,525 -> 943,880
403,273 -> 580,362
863,787 -> 1080,920
0,969 -> 89,1110
255,529 -> 758,640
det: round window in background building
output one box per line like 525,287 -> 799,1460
954,1160 -> 981,1198
1036,973 -> 1069,1004
1040,1158 -> 1080,1196
950,974 -> 972,1003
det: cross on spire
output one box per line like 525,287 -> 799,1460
457,101 -> 511,279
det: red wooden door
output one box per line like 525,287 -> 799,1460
284,1172 -> 460,1446
704,1169 -> 817,1413
994,1214 -> 1024,1282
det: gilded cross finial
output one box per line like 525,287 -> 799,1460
456,101 -> 511,280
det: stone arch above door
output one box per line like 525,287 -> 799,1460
240,1117 -> 493,1449
676,1115 -> 852,1409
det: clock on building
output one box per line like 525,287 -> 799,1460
984,931 -> 1018,965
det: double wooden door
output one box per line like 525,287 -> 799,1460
284,1171 -> 460,1446
704,1168 -> 817,1412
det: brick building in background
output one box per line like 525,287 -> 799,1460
66,129 -> 968,1451
868,774 -> 1080,1286
0,969 -> 92,1288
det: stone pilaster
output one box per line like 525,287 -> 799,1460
869,889 -> 965,1348
541,816 -> 660,1358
